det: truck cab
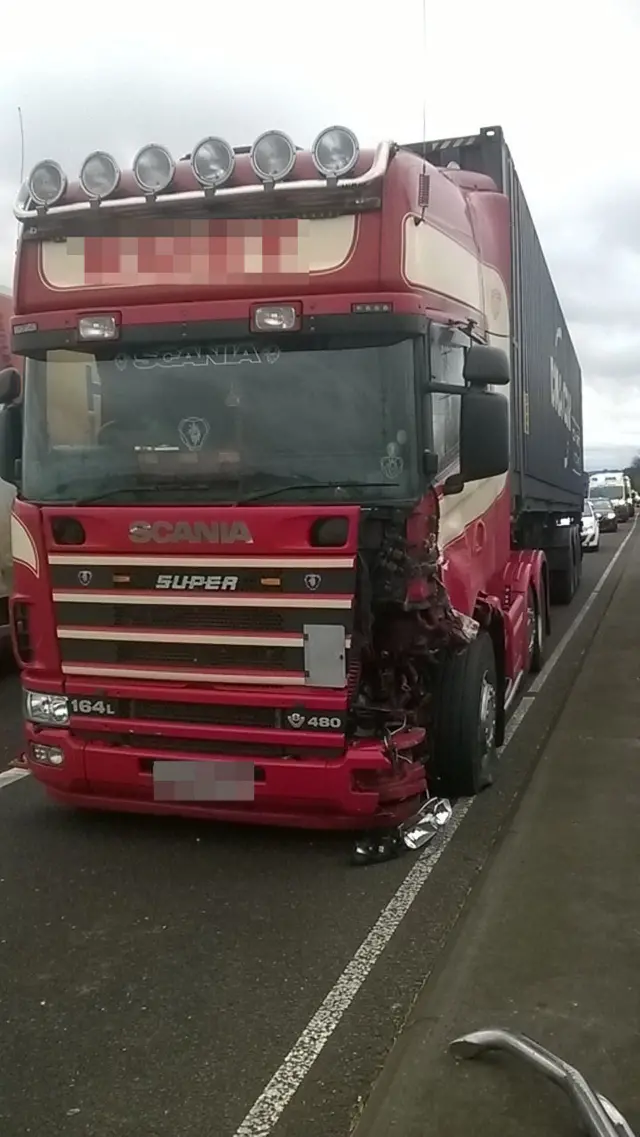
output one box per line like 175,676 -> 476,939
0,125 -> 580,835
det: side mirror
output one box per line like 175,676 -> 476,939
0,367 -> 21,406
0,404 -> 22,486
460,387 -> 509,482
463,344 -> 510,387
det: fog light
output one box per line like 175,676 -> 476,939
31,744 -> 65,767
251,304 -> 300,332
78,314 -> 119,340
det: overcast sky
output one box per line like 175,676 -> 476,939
1,0 -> 639,467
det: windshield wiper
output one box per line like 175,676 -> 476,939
236,481 -> 399,503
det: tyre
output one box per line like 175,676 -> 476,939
551,548 -> 574,605
430,631 -> 498,797
527,585 -> 544,673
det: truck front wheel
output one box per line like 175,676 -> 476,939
527,585 -> 545,673
430,631 -> 498,797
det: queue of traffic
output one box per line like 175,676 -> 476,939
582,471 -> 636,552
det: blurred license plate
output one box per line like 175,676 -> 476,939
152,760 -> 255,802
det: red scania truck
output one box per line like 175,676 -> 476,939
0,125 -> 583,837
0,286 -> 21,663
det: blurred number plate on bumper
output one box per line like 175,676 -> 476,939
152,760 -> 255,802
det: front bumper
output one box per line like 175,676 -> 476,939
23,727 -> 427,831
581,528 -> 599,547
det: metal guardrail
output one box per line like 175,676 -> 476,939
450,1028 -> 635,1137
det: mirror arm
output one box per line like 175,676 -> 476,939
423,382 -> 469,396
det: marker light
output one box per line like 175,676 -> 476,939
250,131 -> 296,182
28,160 -> 67,207
78,314 -> 119,341
251,304 -> 300,332
80,151 -> 121,199
312,126 -> 359,178
191,137 -> 235,187
132,144 -> 175,194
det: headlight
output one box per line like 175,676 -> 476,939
608,512 -> 615,519
80,151 -> 121,199
132,144 -> 175,194
250,130 -> 296,182
24,691 -> 70,726
312,125 -> 359,178
28,160 -> 67,207
191,137 -> 235,188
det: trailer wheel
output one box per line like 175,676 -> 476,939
551,540 -> 575,606
430,631 -> 498,797
527,585 -> 544,673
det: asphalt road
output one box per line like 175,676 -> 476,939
0,526 -> 632,1137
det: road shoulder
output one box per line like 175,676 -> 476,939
353,531 -> 640,1137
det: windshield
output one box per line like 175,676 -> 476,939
590,499 -> 613,512
590,484 -> 623,501
21,336 -> 420,504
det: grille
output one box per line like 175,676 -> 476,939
113,605 -> 285,632
98,641 -> 291,668
77,732 -> 340,759
126,700 -> 275,728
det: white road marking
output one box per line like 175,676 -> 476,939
231,520 -> 638,1137
0,768 -> 30,788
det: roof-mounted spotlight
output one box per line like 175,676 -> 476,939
132,144 -> 175,195
28,160 -> 67,207
250,130 -> 296,183
312,126 -> 359,179
190,137 -> 235,188
80,151 -> 121,200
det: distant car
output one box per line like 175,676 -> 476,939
581,500 -> 600,550
589,497 -> 618,533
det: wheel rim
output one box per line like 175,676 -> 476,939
478,671 -> 497,781
527,595 -> 537,659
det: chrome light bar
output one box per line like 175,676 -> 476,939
13,140 -> 393,223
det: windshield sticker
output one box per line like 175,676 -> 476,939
114,345 -> 280,372
178,417 -> 210,451
380,442 -> 404,481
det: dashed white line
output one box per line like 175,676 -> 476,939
231,521 -> 637,1137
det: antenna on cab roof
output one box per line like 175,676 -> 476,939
415,0 -> 431,225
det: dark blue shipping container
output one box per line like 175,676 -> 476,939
406,126 -> 584,516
